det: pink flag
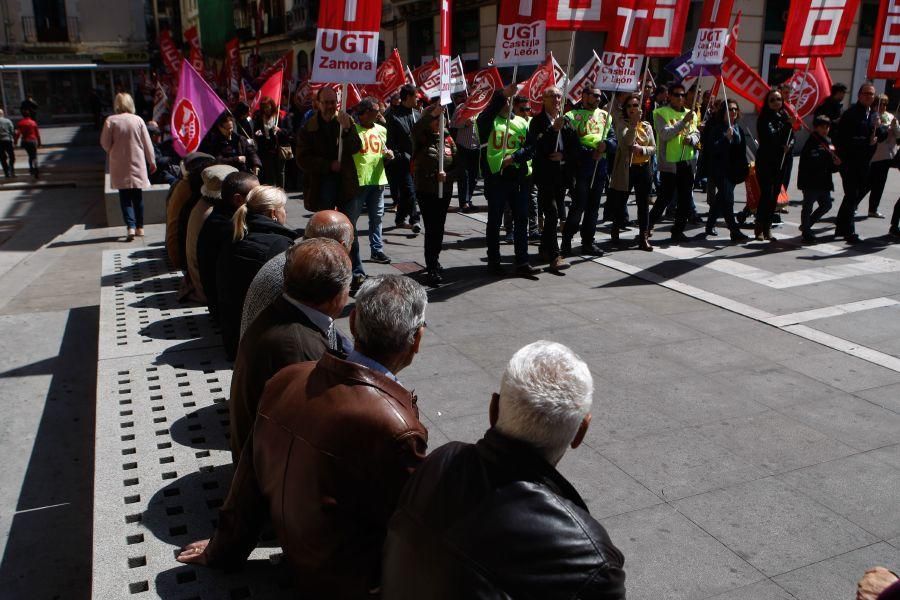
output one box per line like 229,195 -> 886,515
170,62 -> 229,157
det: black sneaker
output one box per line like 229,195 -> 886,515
889,227 -> 900,238
845,234 -> 863,245
425,269 -> 443,286
670,231 -> 689,242
801,232 -> 817,243
703,228 -> 718,237
580,243 -> 605,257
515,263 -> 541,276
730,230 -> 750,242
487,262 -> 505,275
370,251 -> 392,264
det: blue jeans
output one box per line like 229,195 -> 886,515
564,168 -> 605,246
341,185 -> 385,276
486,174 -> 529,265
118,188 -> 143,229
801,190 -> 832,232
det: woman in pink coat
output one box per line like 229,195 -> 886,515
101,93 -> 156,241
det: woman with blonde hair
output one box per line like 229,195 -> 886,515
100,92 -> 156,240
868,93 -> 899,219
216,185 -> 298,358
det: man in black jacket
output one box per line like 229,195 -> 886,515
382,340 -> 627,599
798,115 -> 841,243
813,83 -> 847,124
385,84 -> 422,232
833,83 -> 878,243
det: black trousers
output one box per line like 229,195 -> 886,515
611,164 -> 652,234
563,171 -> 604,246
649,161 -> 694,233
755,161 -> 782,229
537,183 -> 565,259
418,189 -> 452,269
455,146 -> 479,208
868,159 -> 892,214
706,174 -> 740,232
0,140 -> 14,176
22,140 -> 38,176
835,162 -> 871,236
389,156 -> 420,225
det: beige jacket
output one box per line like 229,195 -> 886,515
100,113 -> 155,190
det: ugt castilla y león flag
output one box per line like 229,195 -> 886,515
170,62 -> 228,157
781,0 -> 861,59
312,0 -> 381,84
692,0 -> 735,65
546,0 -> 612,31
868,0 -> 900,80
495,0 -> 547,66
438,0 -> 453,105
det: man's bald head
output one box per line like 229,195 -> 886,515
283,238 -> 352,309
304,210 -> 354,251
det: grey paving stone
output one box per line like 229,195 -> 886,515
711,322 -> 825,362
772,542 -> 900,600
431,412 -> 491,445
675,478 -> 879,577
709,364 -> 849,410
583,389 -> 681,448
556,445 -> 664,519
778,394 -> 900,452
654,337 -> 772,374
558,297 -> 656,323
853,382 -> 900,414
865,443 -> 900,471
600,504 -> 764,600
777,453 -> 900,540
809,305 -> 900,345
401,342 -> 487,381
410,369 -> 496,422
694,411 -> 858,474
703,580 -> 795,600
779,351 -> 900,393
600,427 -> 769,501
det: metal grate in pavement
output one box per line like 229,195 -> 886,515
99,248 -> 223,360
93,347 -> 290,598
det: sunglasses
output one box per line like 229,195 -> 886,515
670,92 -> 686,98
729,106 -> 739,112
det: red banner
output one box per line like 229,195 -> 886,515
254,53 -> 290,87
362,49 -> 406,101
184,26 -> 204,75
224,38 -> 241,94
312,0 -> 382,84
566,52 -> 602,102
605,0 -> 689,56
413,59 -> 441,99
868,0 -> 900,80
546,0 -> 612,31
495,0 -> 547,66
251,69 -> 284,115
452,67 -> 504,125
721,45 -> 769,109
158,29 -> 182,76
519,54 -> 566,114
781,0 -> 861,58
692,0 -> 734,65
644,0 -> 690,57
784,57 -> 832,119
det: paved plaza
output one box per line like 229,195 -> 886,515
0,134 -> 899,598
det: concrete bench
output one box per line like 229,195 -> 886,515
94,246 -> 288,598
104,175 -> 172,227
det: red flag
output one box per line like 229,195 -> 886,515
727,10 -> 741,50
311,0 -> 382,84
158,29 -> 182,76
495,0 -> 547,66
362,49 -> 406,101
784,57 -> 832,119
566,52 -> 602,103
225,38 -> 241,94
781,0 -> 861,59
692,0 -> 734,65
644,0 -> 690,57
519,54 -> 566,114
254,53 -> 290,88
452,67 -> 504,125
546,0 -> 612,31
309,82 -> 362,111
721,46 -> 770,109
251,68 -> 284,115
868,0 -> 900,80
413,59 -> 441,99
604,0 -> 688,57
184,26 -> 204,75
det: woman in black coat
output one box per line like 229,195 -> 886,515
199,113 -> 262,174
702,100 -> 751,242
253,96 -> 292,189
216,184 -> 298,359
755,89 -> 796,241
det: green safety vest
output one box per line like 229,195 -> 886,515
565,108 -> 611,149
486,114 -> 531,176
353,123 -> 388,186
653,106 -> 698,163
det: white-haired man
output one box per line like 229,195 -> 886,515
381,340 -> 626,599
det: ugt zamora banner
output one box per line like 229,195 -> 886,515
692,0 -> 735,65
869,0 -> 900,80
312,0 -> 381,84
495,0 -> 547,66
781,0 -> 861,58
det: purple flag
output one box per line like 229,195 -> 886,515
170,61 -> 228,157
665,51 -> 721,82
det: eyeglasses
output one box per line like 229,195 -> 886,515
520,106 -> 533,111
670,92 -> 686,98
728,106 -> 739,112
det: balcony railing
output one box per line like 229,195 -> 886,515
22,15 -> 80,44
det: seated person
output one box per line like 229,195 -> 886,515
239,209 -> 353,338
195,171 -> 258,317
165,151 -> 214,270
227,237 -> 353,460
178,274 -> 429,600
184,165 -> 238,303
147,121 -> 180,185
216,184 -> 299,360
382,340 -> 627,599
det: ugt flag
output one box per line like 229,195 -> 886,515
546,0 -> 612,31
784,57 -> 832,119
495,0 -> 547,66
452,67 -> 504,126
170,62 -> 228,157
363,49 -> 407,101
566,52 -> 602,103
519,54 -> 567,114
781,0 -> 861,58
312,0 -> 381,84
692,0 -> 735,65
868,0 -> 900,80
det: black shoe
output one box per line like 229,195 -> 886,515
350,273 -> 367,293
515,263 -> 541,276
580,243 -> 605,257
462,202 -> 475,213
434,261 -> 445,274
801,232 -> 817,243
690,215 -> 704,225
845,234 -> 863,245
889,227 -> 900,238
370,251 -> 392,264
487,262 -> 505,275
560,239 -> 573,257
504,232 -> 514,244
394,219 -> 407,228
704,228 -> 718,237
735,211 -> 748,225
425,269 -> 443,286
411,223 -> 421,234
670,231 -> 689,242
730,230 -> 750,242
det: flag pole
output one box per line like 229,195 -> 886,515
556,31 -> 577,149
337,81 -> 348,163
779,58 -> 811,172
439,107 -> 445,197
721,75 -> 732,129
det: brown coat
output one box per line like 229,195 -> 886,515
207,352 -> 428,598
295,112 -> 362,211
164,178 -> 191,268
228,296 -> 350,460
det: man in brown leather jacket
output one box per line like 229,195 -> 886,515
178,274 -> 429,599
228,236 -> 353,461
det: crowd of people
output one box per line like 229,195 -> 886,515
87,81 -> 900,596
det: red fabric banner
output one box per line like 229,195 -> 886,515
545,0 -> 612,31
158,29 -> 182,77
495,0 -> 547,66
452,67 -> 504,126
604,0 -> 689,57
251,69 -> 284,115
362,49 -> 406,101
781,0 -> 861,58
868,0 -> 900,80
720,45 -> 769,109
519,54 -> 566,114
413,59 -> 441,99
784,57 -> 832,119
699,0 -> 735,29
225,38 -> 241,94
311,0 -> 382,84
184,26 -> 204,75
